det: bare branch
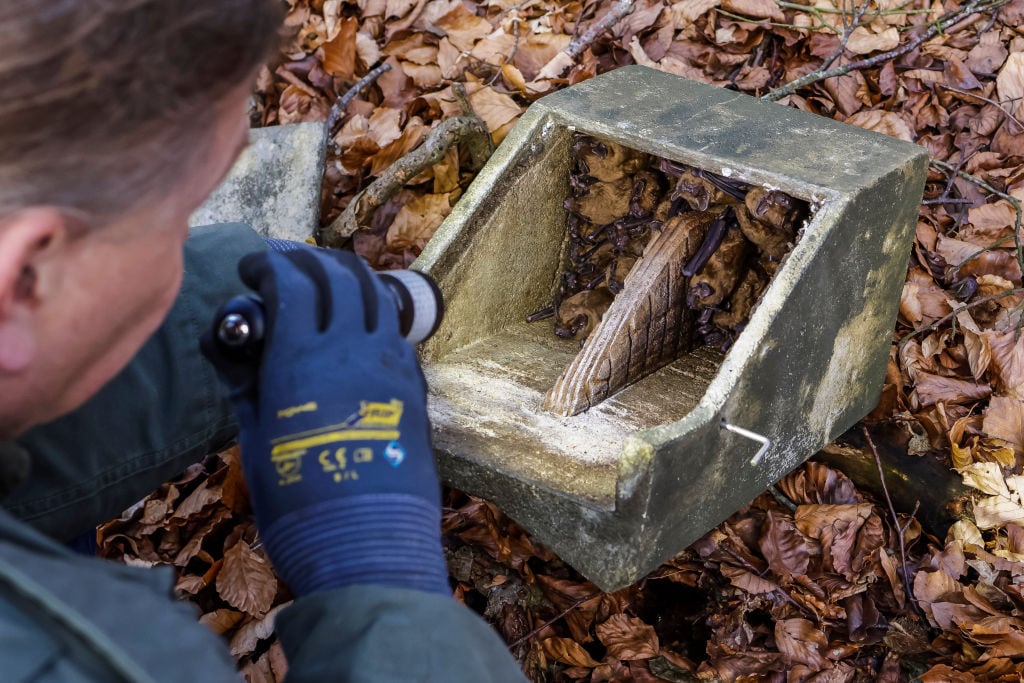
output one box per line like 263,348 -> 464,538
321,83 -> 492,246
899,287 -> 1024,349
326,62 -> 393,139
930,159 -> 1024,279
763,0 -> 1009,102
532,0 -> 635,81
863,427 -> 926,621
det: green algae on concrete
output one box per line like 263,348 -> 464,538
416,66 -> 929,590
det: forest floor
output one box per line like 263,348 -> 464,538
99,0 -> 1024,680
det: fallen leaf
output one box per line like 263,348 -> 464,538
322,16 -> 358,79
912,372 -> 992,408
846,26 -> 900,55
386,192 -> 455,252
216,542 -> 278,618
982,330 -> 1024,398
435,5 -> 493,52
468,86 -> 523,134
199,608 -> 245,636
229,603 -> 290,657
596,614 -> 659,660
541,637 -> 601,667
996,51 -> 1024,117
775,618 -> 828,668
845,109 -> 915,141
983,396 -> 1024,454
721,0 -> 784,21
719,563 -> 780,594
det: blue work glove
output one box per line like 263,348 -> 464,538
200,247 -> 449,596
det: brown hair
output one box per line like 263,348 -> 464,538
0,0 -> 283,221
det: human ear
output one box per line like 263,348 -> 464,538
0,208 -> 66,372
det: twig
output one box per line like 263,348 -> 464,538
762,0 -> 1009,102
321,83 -> 493,246
921,197 -> 975,205
936,84 -> 1024,130
507,591 -> 602,650
326,63 -> 393,139
532,0 -> 635,82
567,0 -> 635,61
818,0 -> 875,73
862,426 -> 926,620
768,484 -> 798,512
930,159 -> 1024,278
898,288 -> 1024,348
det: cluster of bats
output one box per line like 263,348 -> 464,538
528,135 -> 809,353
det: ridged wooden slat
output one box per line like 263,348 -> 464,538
544,213 -> 712,416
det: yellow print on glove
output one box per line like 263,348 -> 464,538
268,399 -> 402,486
271,450 -> 304,486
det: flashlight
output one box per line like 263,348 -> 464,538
213,269 -> 444,358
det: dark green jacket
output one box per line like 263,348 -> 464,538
0,224 -> 526,682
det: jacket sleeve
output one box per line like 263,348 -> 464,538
276,585 -> 528,683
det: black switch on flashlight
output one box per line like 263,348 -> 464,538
213,270 -> 444,358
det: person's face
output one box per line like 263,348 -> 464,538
1,84 -> 252,436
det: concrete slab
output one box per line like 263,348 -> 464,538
415,66 -> 929,590
190,122 -> 326,241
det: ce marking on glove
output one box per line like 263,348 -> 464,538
318,447 -> 373,483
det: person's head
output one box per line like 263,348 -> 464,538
0,0 -> 282,438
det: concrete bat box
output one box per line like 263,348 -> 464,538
414,66 -> 928,590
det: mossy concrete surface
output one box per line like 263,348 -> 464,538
190,122 -> 326,240
419,66 -> 929,590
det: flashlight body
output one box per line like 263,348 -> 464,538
213,270 -> 444,359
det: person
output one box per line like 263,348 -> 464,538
0,1 -> 527,681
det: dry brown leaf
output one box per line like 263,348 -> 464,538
996,52 -> 1024,117
199,608 -> 245,636
216,542 -> 278,618
402,61 -> 443,89
174,478 -> 223,519
669,0 -> 721,26
757,510 -> 810,580
911,372 -> 992,408
967,200 -> 1018,239
383,32 -> 437,65
846,26 -> 900,55
470,32 -> 516,68
774,618 -> 828,669
983,396 -> 1024,454
229,603 -> 290,657
435,5 -> 493,52
437,37 -> 464,79
386,192 -> 455,251
541,637 -> 601,667
982,330 -> 1024,398
794,503 -> 873,578
267,640 -> 289,680
366,107 -> 403,149
322,16 -> 358,80
595,614 -> 659,660
721,0 -> 784,21
968,32 -> 1009,75
844,109 -> 915,141
900,268 -> 951,325
468,86 -> 523,134
955,306 -> 992,380
719,563 -> 780,594
920,664 -> 976,682
974,492 -> 1024,530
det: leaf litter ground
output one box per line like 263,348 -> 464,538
99,0 -> 1024,680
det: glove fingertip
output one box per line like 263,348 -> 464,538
238,251 -> 274,290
